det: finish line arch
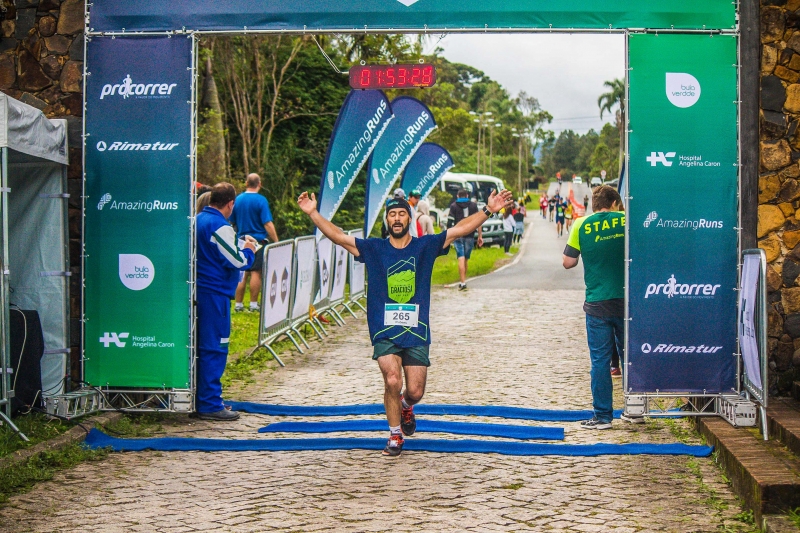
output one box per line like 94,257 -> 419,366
80,1 -> 746,414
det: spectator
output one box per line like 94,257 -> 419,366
196,191 -> 212,215
416,199 -> 435,236
447,188 -> 482,291
563,185 -> 641,428
229,173 -> 279,313
195,183 -> 256,421
513,200 -> 525,243
408,189 -> 422,237
502,207 -> 515,255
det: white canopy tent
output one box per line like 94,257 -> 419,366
0,93 -> 70,424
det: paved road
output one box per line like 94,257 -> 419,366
0,229 -> 753,532
470,212 -> 585,290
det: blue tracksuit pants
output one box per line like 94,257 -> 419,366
196,289 -> 231,413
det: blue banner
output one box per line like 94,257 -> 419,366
364,97 -> 436,236
627,34 -> 738,394
400,143 -> 454,201
317,90 -> 393,224
87,1 -> 735,33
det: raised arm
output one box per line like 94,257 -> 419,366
444,189 -> 514,248
297,192 -> 359,256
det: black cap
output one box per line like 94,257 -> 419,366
385,197 -> 412,219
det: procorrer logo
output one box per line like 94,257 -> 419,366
644,274 -> 721,299
640,342 -> 723,354
100,75 -> 178,100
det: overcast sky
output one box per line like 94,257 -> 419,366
430,34 -> 625,136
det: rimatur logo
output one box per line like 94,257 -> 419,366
100,74 -> 178,100
99,332 -> 129,348
666,73 -> 701,108
646,151 -> 676,167
641,342 -> 723,354
397,0 -> 421,5
96,141 -> 179,152
645,274 -> 721,299
119,254 -> 155,291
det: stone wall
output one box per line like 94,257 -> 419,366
760,1 -> 800,395
1,0 -> 84,381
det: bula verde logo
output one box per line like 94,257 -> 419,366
666,73 -> 701,108
387,257 -> 416,304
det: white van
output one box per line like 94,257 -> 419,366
438,172 -> 505,207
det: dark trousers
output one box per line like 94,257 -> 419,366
586,314 -> 625,423
503,232 -> 514,253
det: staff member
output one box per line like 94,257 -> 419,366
196,183 -> 256,421
230,173 -> 279,313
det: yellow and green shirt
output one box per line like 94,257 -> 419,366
564,211 -> 625,304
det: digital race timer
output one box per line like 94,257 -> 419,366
349,64 -> 436,90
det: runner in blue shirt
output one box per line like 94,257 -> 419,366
298,187 -> 513,456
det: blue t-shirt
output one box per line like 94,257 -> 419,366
355,232 -> 449,348
230,191 -> 273,241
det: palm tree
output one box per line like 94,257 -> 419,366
598,79 -> 625,179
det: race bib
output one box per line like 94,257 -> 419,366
384,304 -> 419,328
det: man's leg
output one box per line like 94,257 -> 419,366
249,270 -> 262,309
196,291 -> 238,419
401,365 -> 428,406
458,257 -> 467,284
234,273 -> 247,309
585,313 -> 614,424
377,354 -> 404,427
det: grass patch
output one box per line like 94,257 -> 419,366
0,442 -> 109,504
0,412 -> 75,459
501,482 -> 524,490
431,243 -> 519,286
102,413 -> 166,438
788,508 -> 800,528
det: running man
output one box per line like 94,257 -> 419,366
548,195 -> 557,222
565,201 -> 574,232
555,198 -> 566,237
297,188 -> 513,456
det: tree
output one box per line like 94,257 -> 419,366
597,78 -> 625,179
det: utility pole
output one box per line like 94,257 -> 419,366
489,121 -> 500,176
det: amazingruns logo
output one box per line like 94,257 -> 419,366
97,193 -> 178,212
415,153 -> 452,193
99,75 -> 178,100
372,110 -> 433,184
643,211 -> 724,231
327,99 -> 389,190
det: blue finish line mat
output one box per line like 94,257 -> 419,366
227,401 -> 624,421
258,420 -> 565,440
84,429 -> 713,457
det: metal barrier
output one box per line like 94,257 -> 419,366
739,248 -> 769,439
344,229 -> 367,316
326,243 -> 350,323
254,240 -> 296,366
312,236 -> 342,328
288,235 -> 325,345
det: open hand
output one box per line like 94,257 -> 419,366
477,235 -> 484,248
297,191 -> 317,215
487,188 -> 514,214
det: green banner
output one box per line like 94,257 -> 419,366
89,0 -> 736,33
627,33 -> 738,393
83,37 -> 193,388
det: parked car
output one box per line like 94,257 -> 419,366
590,177 -> 602,187
474,218 -> 505,246
572,176 -> 583,184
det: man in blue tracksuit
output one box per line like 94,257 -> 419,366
196,183 -> 255,420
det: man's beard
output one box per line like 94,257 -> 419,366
388,221 -> 410,238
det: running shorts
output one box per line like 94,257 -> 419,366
373,339 -> 430,367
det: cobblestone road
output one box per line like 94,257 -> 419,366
0,289 -> 752,532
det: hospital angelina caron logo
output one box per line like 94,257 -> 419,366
665,73 -> 701,108
119,254 -> 155,291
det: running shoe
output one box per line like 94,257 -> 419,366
580,417 -> 612,430
610,367 -> 622,377
248,305 -> 260,313
234,306 -> 245,313
382,434 -> 405,456
458,283 -> 467,291
401,403 -> 416,436
620,413 -> 646,424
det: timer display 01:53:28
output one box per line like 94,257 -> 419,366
349,64 -> 436,90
